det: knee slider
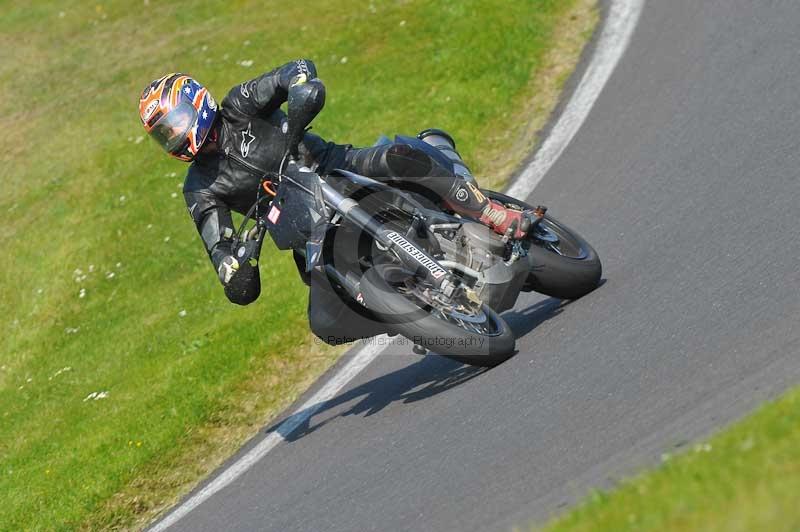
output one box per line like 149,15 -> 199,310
224,260 -> 261,305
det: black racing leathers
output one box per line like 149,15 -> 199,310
183,59 -> 333,305
183,60 -> 485,307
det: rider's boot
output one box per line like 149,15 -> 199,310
343,130 -> 534,239
478,200 -> 533,240
442,182 -> 532,240
418,129 -> 533,240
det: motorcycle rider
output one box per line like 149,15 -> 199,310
138,60 -> 534,309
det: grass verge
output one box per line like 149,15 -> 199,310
543,386 -> 800,532
0,0 -> 597,529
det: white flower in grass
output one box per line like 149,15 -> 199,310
164,236 -> 171,242
134,136 -> 144,144
119,195 -> 126,203
106,272 -> 115,279
64,327 -> 80,334
399,20 -> 406,26
79,288 -> 87,299
36,288 -> 43,295
201,45 -> 208,52
170,172 -> 177,177
116,262 -> 122,268
59,11 -> 65,18
693,442 -> 712,453
88,264 -> 95,273
147,224 -> 153,230
243,40 -> 250,46
49,367 -> 72,380
340,56 -> 348,64
178,310 -> 187,318
171,192 -> 178,198
83,391 -> 109,402
239,59 -> 254,68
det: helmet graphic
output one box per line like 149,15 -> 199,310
138,73 -> 218,161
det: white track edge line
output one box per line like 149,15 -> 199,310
506,0 -> 644,199
150,1 -> 644,529
150,339 -> 386,531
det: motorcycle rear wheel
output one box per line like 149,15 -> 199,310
484,190 -> 602,300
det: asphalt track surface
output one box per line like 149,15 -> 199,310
153,1 -> 800,530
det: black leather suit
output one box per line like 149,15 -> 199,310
183,60 -> 485,320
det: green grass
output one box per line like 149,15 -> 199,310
0,0 -> 596,529
543,386 -> 800,532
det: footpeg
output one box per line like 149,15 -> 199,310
530,205 -> 548,229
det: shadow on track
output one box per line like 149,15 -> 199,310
267,354 -> 488,442
503,296 -> 565,338
503,280 -> 606,338
264,296 -> 566,443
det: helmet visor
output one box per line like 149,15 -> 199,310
149,101 -> 198,153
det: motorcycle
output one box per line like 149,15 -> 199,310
232,84 -> 601,367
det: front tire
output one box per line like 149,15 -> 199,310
359,264 -> 516,367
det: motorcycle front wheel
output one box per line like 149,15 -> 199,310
359,263 -> 516,367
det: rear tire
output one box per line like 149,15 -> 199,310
525,220 -> 602,299
484,190 -> 602,300
359,264 -> 516,367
